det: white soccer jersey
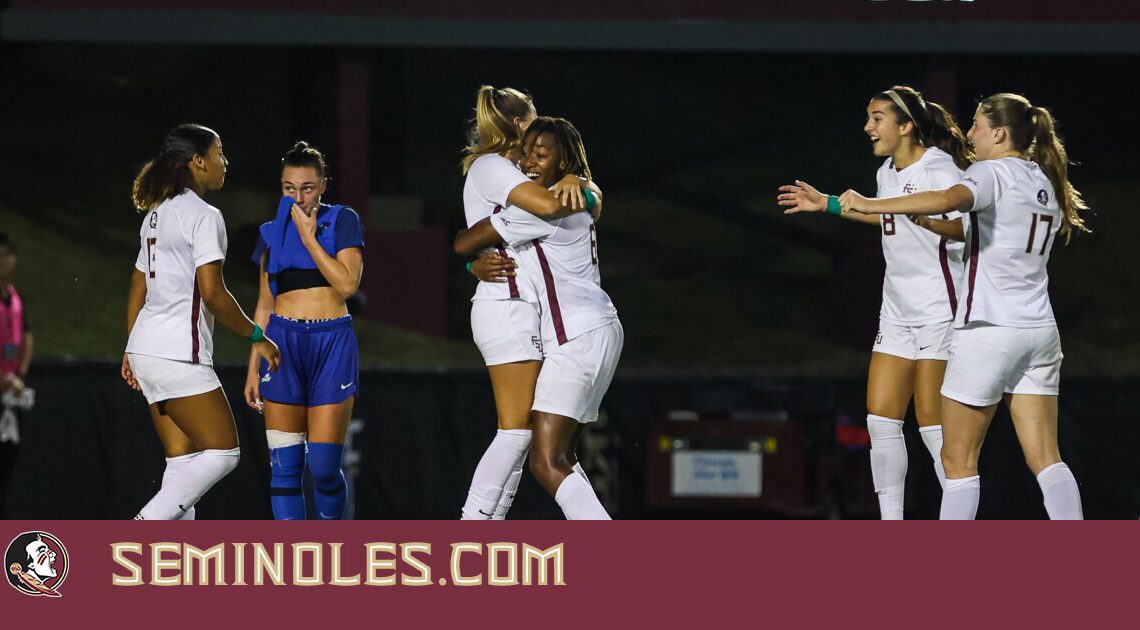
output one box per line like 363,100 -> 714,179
876,146 -> 967,325
489,208 -> 618,347
126,189 -> 227,365
462,153 -> 539,303
956,158 -> 1060,328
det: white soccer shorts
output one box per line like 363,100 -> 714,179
872,318 -> 954,361
532,320 -> 623,424
127,353 -> 223,405
940,323 -> 1062,406
471,299 -> 544,366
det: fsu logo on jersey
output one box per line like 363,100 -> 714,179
902,182 -> 916,194
149,211 -> 158,228
1037,189 -> 1049,205
5,531 -> 70,597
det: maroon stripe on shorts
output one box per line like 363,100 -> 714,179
191,278 -> 201,364
939,235 -> 958,316
534,242 -> 567,345
964,212 -> 980,325
490,205 -> 519,298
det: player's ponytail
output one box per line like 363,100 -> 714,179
461,85 -> 535,174
923,100 -> 974,170
980,94 -> 1090,243
132,123 -> 218,212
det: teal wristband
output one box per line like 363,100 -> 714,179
581,188 -> 597,211
826,195 -> 843,216
249,324 -> 264,344
465,261 -> 473,274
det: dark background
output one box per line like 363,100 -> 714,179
1,1 -> 1137,518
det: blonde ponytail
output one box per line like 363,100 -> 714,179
461,85 -> 534,173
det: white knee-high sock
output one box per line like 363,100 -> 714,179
1037,462 -> 1083,520
462,429 -> 532,520
492,449 -> 528,520
136,448 -> 240,520
868,415 -> 907,520
572,461 -> 589,483
161,452 -> 202,520
919,425 -> 947,490
554,473 -> 611,520
940,475 -> 981,520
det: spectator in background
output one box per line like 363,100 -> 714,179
0,232 -> 34,518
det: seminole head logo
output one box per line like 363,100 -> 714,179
6,531 -> 70,597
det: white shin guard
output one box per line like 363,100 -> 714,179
940,475 -> 981,520
462,429 -> 532,520
919,425 -> 947,490
136,447 -> 240,520
554,472 -> 610,520
1037,462 -> 1083,520
868,415 -> 907,520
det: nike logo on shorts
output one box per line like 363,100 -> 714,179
919,345 -> 932,351
340,382 -> 353,390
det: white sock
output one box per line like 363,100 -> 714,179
136,448 -> 240,520
461,429 -> 532,520
554,472 -> 610,520
919,425 -> 947,490
162,452 -> 201,520
868,415 -> 907,520
1037,462 -> 1083,520
492,450 -> 528,520
572,461 -> 589,483
940,475 -> 981,520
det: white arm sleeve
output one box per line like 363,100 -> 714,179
469,155 -> 532,208
959,162 -> 999,214
930,167 -> 967,220
134,245 -> 147,273
490,206 -> 557,248
192,209 -> 228,267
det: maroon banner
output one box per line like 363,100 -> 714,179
3,520 -> 1135,626
10,0 -> 1140,23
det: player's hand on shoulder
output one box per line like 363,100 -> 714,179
778,180 -> 826,214
470,252 -> 516,283
553,174 -> 586,210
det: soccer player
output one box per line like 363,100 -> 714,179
123,124 -> 280,520
243,141 -> 365,520
457,87 -> 598,520
835,93 -> 1088,520
778,86 -> 973,519
456,116 -> 618,520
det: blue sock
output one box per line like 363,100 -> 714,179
269,444 -> 306,520
307,442 -> 346,520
